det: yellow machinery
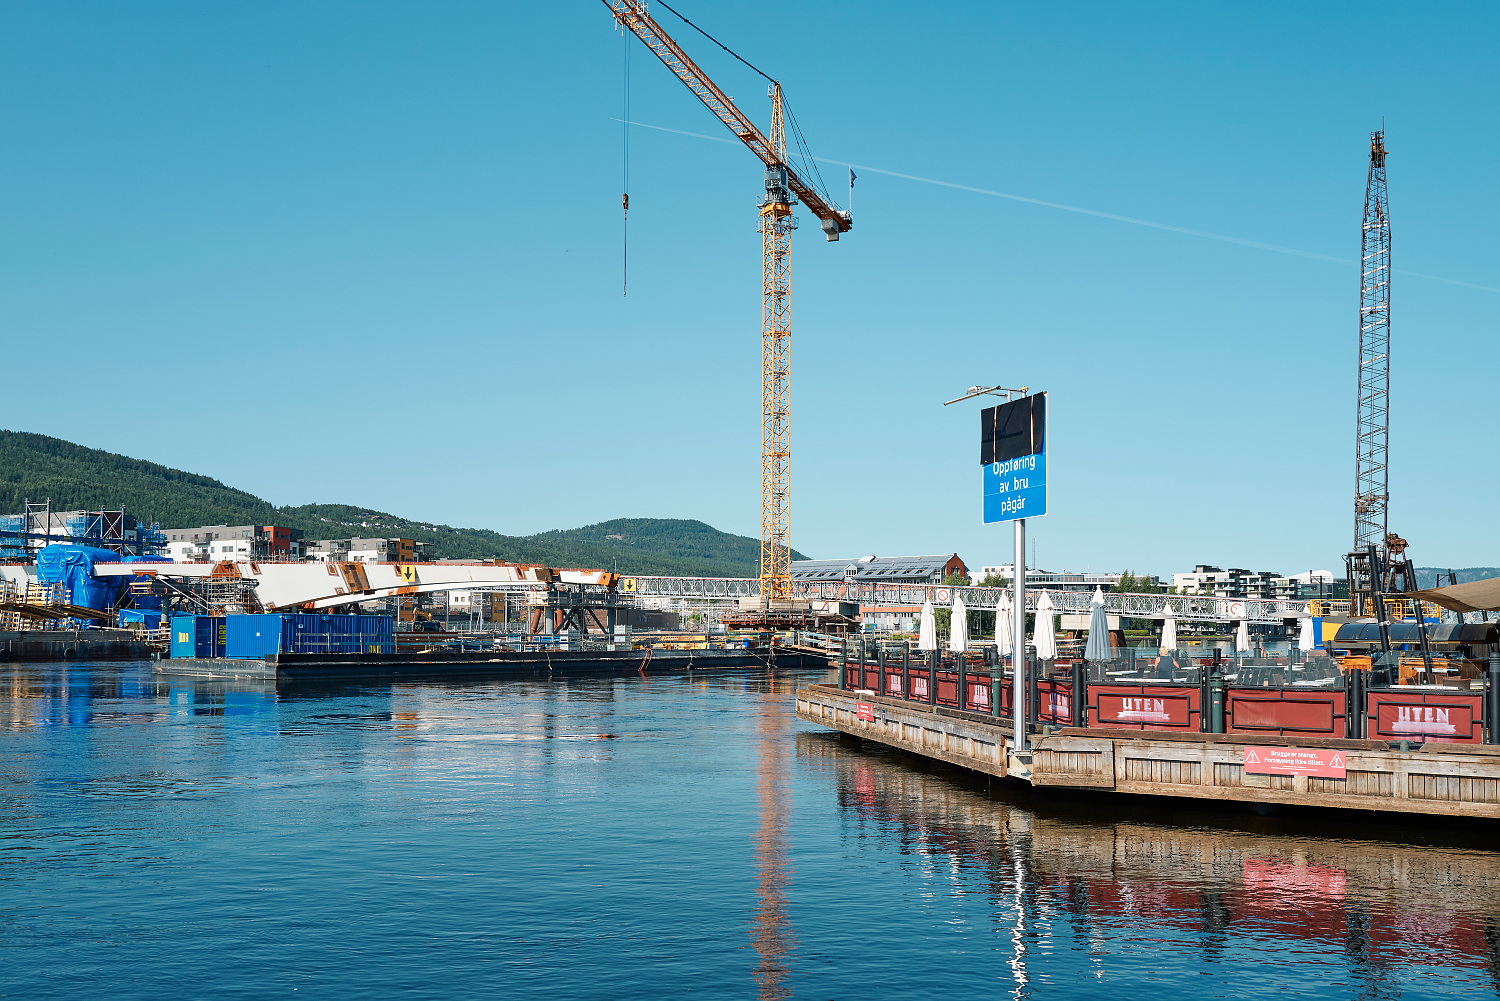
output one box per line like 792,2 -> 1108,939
605,1 -> 851,604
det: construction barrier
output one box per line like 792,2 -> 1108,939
840,653 -> 1495,745
1225,688 -> 1349,739
1036,677 -> 1074,727
1086,683 -> 1203,731
1365,689 -> 1485,744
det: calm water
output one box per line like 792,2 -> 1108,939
2,661 -> 1498,1000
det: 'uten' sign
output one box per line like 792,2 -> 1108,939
1243,746 -> 1347,778
1097,693 -> 1193,727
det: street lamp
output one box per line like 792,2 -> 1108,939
946,381 -> 1040,754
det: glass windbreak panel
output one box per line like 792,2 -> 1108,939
1282,654 -> 1343,687
1368,650 -> 1403,688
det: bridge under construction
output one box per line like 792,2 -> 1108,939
0,559 -> 1311,628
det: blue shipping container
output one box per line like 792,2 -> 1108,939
224,614 -> 395,658
169,614 -> 225,659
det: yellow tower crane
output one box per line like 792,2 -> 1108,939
605,1 -> 852,607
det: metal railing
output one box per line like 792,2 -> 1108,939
834,641 -> 1500,744
626,576 -> 1309,624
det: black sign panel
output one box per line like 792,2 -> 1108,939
980,395 -> 1045,466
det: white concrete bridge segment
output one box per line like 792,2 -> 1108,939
91,562 -> 614,611
626,576 -> 1309,625
20,560 -> 1308,624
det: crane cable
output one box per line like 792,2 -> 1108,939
653,0 -> 837,209
655,0 -> 775,84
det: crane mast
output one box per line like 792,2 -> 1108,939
606,1 -> 850,605
760,87 -> 794,598
1354,130 -> 1391,552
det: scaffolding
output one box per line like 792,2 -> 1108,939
0,500 -> 166,559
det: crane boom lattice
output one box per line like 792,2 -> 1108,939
760,87 -> 793,599
1354,130 -> 1391,551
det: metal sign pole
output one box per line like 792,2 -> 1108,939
1013,517 -> 1027,753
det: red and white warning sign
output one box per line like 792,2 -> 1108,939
855,702 -> 876,722
1243,746 -> 1346,778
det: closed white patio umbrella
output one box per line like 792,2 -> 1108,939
1084,587 -> 1112,662
1298,614 -> 1317,652
1159,604 -> 1178,654
1235,618 -> 1251,655
949,593 -> 969,653
1031,591 -> 1057,661
917,600 -> 937,651
995,592 -> 1014,663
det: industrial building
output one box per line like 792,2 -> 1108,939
790,555 -> 967,634
791,554 -> 967,586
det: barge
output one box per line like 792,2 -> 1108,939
160,646 -> 824,681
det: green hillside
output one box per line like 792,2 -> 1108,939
0,430 -> 769,577
533,518 -> 807,566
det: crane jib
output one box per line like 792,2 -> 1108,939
607,0 -> 852,237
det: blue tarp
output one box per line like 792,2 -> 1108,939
36,545 -> 123,610
121,554 -> 171,609
118,609 -> 164,628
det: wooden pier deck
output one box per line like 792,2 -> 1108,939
797,684 -> 1500,819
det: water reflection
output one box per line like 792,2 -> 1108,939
799,732 -> 1500,994
749,679 -> 795,1000
4,660 -> 1496,999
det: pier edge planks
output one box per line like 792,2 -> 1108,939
797,684 -> 1500,820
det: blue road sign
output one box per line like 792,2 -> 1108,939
983,451 -> 1046,523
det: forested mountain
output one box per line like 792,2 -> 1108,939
1414,567 -> 1500,588
532,518 -> 807,566
0,431 -> 772,577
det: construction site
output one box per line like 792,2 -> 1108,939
0,5 -> 1494,705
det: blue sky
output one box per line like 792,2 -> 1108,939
2,1 -> 1495,576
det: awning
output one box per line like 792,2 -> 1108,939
1333,621 -> 1499,644
1406,576 -> 1500,613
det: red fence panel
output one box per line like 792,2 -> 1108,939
842,662 -> 1011,717
1088,684 -> 1202,731
909,667 -> 932,702
1365,690 -> 1484,744
1226,688 -> 1347,738
1037,678 -> 1074,726
883,670 -> 905,698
